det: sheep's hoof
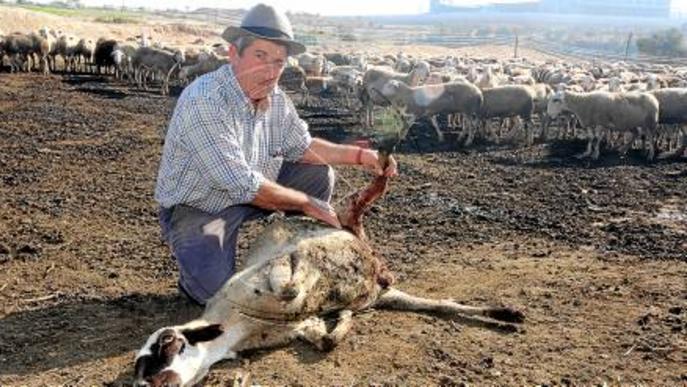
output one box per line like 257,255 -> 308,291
486,307 -> 525,324
321,335 -> 338,352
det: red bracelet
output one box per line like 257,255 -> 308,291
355,148 -> 364,165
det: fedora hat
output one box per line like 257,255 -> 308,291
221,3 -> 306,56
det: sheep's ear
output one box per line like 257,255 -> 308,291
181,324 -> 224,345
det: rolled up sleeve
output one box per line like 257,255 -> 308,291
182,97 -> 264,204
282,99 -> 312,161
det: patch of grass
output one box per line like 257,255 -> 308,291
17,4 -> 144,20
93,15 -> 141,24
19,4 -> 82,17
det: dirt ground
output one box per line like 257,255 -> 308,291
0,70 -> 685,387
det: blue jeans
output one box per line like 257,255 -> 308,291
159,162 -> 335,304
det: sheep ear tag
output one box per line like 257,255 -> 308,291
181,324 -> 224,345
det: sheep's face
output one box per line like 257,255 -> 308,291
111,50 -> 124,65
380,80 -> 401,97
174,50 -> 185,64
410,62 -> 431,86
134,324 -> 224,387
547,92 -> 566,119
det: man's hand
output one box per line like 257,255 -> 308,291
360,149 -> 398,177
302,196 -> 341,228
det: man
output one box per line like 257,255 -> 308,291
155,4 -> 397,306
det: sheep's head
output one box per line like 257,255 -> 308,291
38,26 -> 51,39
380,79 -> 402,98
134,324 -> 224,387
609,77 -> 622,92
111,49 -> 125,65
547,90 -> 566,119
173,49 -> 185,64
410,61 -> 431,86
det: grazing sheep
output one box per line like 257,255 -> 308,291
380,80 -> 483,143
52,34 -> 79,72
28,32 -> 50,74
323,52 -> 350,66
38,27 -> 56,72
359,62 -> 431,127
547,90 -> 659,160
350,54 -> 367,71
532,67 -> 572,86
479,85 -> 536,146
131,46 -> 185,95
94,38 -> 119,74
329,65 -> 363,108
476,66 -> 502,89
650,88 -> 687,159
2,33 -> 49,74
178,55 -> 228,85
74,38 -> 95,73
297,52 -> 325,76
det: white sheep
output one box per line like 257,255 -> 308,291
479,85 -> 537,146
547,90 -> 659,160
379,79 -> 483,142
650,88 -> 687,159
359,62 -> 431,128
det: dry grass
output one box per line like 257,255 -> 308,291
0,4 -> 564,62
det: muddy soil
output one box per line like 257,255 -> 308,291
0,73 -> 685,386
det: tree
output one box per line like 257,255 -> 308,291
637,28 -> 686,57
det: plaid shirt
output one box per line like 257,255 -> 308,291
155,64 -> 312,213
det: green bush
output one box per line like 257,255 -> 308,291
636,28 -> 687,57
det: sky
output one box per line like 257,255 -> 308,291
37,0 -> 687,16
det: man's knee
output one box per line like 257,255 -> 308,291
278,163 -> 335,202
310,164 -> 335,201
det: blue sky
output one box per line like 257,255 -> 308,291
35,0 -> 687,16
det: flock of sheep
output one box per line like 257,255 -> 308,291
1,26 -> 686,160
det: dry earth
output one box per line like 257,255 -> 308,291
0,69 -> 685,386
0,6 -> 686,386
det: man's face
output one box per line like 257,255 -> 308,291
230,38 -> 287,102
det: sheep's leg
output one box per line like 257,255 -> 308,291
294,316 -> 328,350
658,127 -> 687,159
540,114 -> 550,141
321,310 -> 353,351
591,126 -> 605,160
366,101 -> 374,128
430,115 -> 444,142
373,288 -> 524,331
576,127 -> 595,159
618,129 -> 637,155
524,118 -> 533,146
645,128 -> 656,161
464,119 -> 477,147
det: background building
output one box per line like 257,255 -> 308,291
429,0 -> 672,18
